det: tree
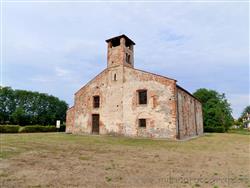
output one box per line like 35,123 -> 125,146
193,88 -> 234,132
10,107 -> 27,126
239,106 -> 250,128
0,87 -> 16,123
240,106 -> 250,119
0,87 -> 68,125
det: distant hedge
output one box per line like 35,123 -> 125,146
19,125 -> 57,133
204,126 -> 225,133
0,125 -> 65,133
0,125 -> 19,133
59,124 -> 66,132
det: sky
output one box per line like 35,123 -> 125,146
1,1 -> 249,118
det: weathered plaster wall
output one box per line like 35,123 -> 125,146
68,66 -> 125,135
122,67 -> 177,138
177,87 -> 203,139
66,65 -> 178,139
66,107 -> 74,133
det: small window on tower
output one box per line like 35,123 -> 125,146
114,74 -> 117,81
126,53 -> 131,64
138,90 -> 147,104
93,96 -> 100,108
139,119 -> 146,128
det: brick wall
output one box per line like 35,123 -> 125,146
177,87 -> 203,139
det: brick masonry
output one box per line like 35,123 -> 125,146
66,35 -> 203,140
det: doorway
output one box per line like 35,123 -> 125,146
92,114 -> 99,134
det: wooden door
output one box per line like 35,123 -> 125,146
92,114 -> 99,134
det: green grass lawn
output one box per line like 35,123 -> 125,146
0,132 -> 249,188
228,128 -> 250,135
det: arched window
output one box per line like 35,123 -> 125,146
114,73 -> 117,81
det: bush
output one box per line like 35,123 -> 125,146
0,125 -> 20,133
59,124 -> 66,132
19,125 -> 57,133
204,126 -> 225,133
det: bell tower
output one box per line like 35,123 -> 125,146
106,34 -> 135,68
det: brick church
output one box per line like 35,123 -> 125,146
66,35 -> 203,140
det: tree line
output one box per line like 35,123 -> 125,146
0,87 -> 68,125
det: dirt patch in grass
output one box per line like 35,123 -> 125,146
0,133 -> 249,188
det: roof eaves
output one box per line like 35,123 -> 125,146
105,34 -> 136,45
176,84 -> 202,103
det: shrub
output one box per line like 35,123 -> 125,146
204,126 -> 225,133
19,125 -> 56,133
59,124 -> 66,132
0,125 -> 20,133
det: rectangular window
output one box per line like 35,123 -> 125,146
93,96 -> 100,108
126,53 -> 131,64
139,119 -> 146,128
138,90 -> 147,104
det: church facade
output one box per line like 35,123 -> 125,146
66,35 -> 203,140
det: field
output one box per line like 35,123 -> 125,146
0,133 -> 249,188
